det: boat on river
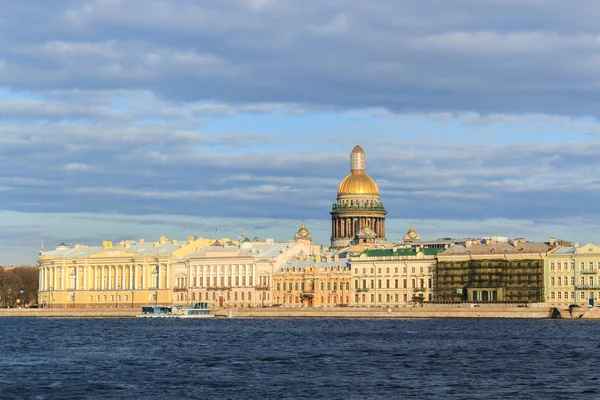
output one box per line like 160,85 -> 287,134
137,302 -> 214,318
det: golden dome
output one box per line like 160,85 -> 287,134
338,172 -> 379,195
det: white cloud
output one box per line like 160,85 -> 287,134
65,163 -> 92,172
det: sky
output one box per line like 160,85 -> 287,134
3,0 -> 600,264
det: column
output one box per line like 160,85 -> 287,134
157,265 -> 161,289
53,267 -> 57,290
166,263 -> 170,289
122,266 -> 126,290
143,265 -> 148,290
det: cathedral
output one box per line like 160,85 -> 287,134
330,145 -> 387,248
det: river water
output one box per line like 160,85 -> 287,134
0,318 -> 598,399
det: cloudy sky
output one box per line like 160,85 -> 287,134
3,0 -> 600,264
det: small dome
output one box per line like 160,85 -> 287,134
338,173 -> 379,195
294,222 -> 312,241
351,145 -> 365,154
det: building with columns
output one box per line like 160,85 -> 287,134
172,239 -> 316,308
330,145 -> 386,248
37,235 -> 276,308
38,237 -> 180,309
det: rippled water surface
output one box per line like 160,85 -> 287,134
1,318 -> 599,399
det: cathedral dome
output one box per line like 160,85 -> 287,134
338,173 -> 379,195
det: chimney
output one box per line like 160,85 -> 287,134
549,237 -> 555,247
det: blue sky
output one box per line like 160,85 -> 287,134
3,0 -> 600,264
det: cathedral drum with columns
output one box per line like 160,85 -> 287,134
330,145 -> 387,248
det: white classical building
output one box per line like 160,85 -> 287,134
350,247 -> 440,307
171,240 -> 316,308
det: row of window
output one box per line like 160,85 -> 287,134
439,276 -> 540,284
88,294 -> 129,302
356,278 -> 429,290
550,261 -> 600,271
176,276 -> 254,288
277,295 -> 350,304
276,281 -> 350,292
550,291 -> 594,300
355,293 -> 433,303
550,276 -> 595,287
356,266 -> 432,275
175,291 -> 259,302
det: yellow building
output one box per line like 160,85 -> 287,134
545,243 -> 600,307
273,256 -> 352,307
38,237 -> 179,308
37,235 -> 272,309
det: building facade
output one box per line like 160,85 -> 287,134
38,237 -> 181,308
330,145 -> 386,248
545,243 -> 600,307
351,248 -> 439,307
273,256 -> 352,307
37,234 -> 302,309
171,238 -> 317,308
435,241 -> 548,303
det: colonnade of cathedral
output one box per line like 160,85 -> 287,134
331,216 -> 385,238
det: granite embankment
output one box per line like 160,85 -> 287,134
230,306 -> 551,319
0,306 -> 563,319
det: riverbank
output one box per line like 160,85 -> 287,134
0,306 -> 564,319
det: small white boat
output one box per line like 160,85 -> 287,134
174,302 -> 215,318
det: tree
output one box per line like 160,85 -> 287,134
0,266 -> 39,307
